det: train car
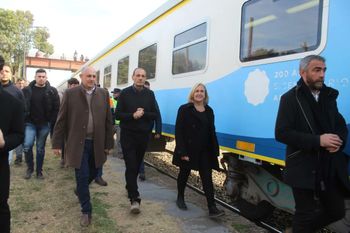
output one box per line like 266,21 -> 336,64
72,0 -> 350,231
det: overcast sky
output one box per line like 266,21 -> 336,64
0,0 -> 167,86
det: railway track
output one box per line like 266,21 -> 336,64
145,144 -> 335,233
144,150 -> 284,233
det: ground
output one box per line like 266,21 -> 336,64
9,149 -> 183,233
9,142 -> 266,233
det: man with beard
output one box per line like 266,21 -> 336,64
275,55 -> 349,232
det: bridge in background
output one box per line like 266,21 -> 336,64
25,56 -> 86,73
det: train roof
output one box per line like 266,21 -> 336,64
74,0 -> 185,76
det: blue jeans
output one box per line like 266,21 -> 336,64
15,144 -> 23,161
23,122 -> 50,174
75,140 -> 97,214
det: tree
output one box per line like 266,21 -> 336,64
0,8 -> 54,78
32,27 -> 54,56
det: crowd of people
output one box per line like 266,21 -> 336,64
0,54 -> 349,233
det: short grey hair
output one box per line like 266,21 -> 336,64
299,55 -> 325,71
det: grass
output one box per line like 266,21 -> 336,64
9,144 -> 120,233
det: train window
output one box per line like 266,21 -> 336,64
96,70 -> 100,85
103,65 -> 112,88
117,56 -> 129,85
138,43 -> 157,79
240,0 -> 323,62
172,23 -> 207,75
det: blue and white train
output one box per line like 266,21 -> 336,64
67,0 -> 349,231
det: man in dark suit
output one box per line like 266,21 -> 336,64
275,55 -> 349,232
0,55 -> 25,233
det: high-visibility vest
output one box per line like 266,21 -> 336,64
112,98 -> 120,125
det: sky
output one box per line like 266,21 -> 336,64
0,0 -> 168,87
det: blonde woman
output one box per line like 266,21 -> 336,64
172,83 -> 224,218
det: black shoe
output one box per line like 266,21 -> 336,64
95,176 -> 108,186
24,169 -> 33,179
209,205 -> 225,218
176,197 -> 187,210
139,173 -> 146,181
36,172 -> 44,179
14,159 -> 22,165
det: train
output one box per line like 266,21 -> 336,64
61,0 -> 350,231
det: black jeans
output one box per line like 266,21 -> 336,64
0,156 -> 10,233
177,151 -> 215,208
292,184 -> 345,233
121,130 -> 149,202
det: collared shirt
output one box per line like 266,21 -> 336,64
311,90 -> 320,102
83,85 -> 96,95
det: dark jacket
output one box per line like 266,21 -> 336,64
0,84 -> 24,156
0,84 -> 24,217
2,81 -> 25,105
51,85 -> 114,169
22,80 -> 60,126
115,86 -> 157,133
275,78 -> 349,192
172,103 -> 220,171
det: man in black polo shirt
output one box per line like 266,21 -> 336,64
115,67 -> 157,214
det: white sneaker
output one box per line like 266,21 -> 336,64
130,201 -> 140,214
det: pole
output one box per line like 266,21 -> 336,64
23,48 -> 26,80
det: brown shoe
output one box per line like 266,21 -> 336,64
80,213 -> 91,227
95,176 -> 108,186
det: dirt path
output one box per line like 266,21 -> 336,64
9,148 -> 183,233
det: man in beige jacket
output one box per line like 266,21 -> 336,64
52,66 -> 113,227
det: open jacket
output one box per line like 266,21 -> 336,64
172,103 -> 220,171
51,85 -> 114,169
22,80 -> 60,126
275,78 -> 349,193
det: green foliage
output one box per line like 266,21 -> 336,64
0,8 -> 54,77
33,27 -> 54,55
